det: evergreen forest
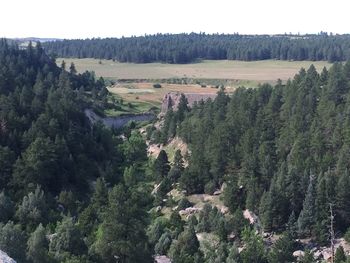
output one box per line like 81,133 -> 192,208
42,33 -> 350,63
2,39 -> 350,263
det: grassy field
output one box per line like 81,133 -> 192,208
58,58 -> 331,115
57,58 -> 331,82
104,94 -> 160,116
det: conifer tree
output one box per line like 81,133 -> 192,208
334,246 -> 347,263
27,223 -> 49,263
241,228 -> 267,263
268,232 -> 296,263
0,221 -> 27,262
94,184 -> 152,263
336,169 -> 350,231
226,243 -> 240,263
0,191 -> 14,223
169,225 -> 203,263
298,174 -> 316,236
154,150 -> 170,182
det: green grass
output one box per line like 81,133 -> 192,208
104,94 -> 160,117
57,58 -> 331,82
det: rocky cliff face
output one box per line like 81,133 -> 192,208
84,109 -> 155,129
0,251 -> 16,263
161,92 -> 217,113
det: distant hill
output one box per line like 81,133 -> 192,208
12,37 -> 62,42
7,37 -> 62,49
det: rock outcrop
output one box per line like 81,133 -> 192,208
161,92 -> 217,113
84,109 -> 155,129
0,250 -> 16,263
155,255 -> 172,263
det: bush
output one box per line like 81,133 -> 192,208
177,198 -> 192,211
155,232 -> 172,255
153,83 -> 162,88
204,181 -> 216,195
344,227 -> 350,243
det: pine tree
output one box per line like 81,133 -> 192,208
300,250 -> 316,263
315,172 -> 330,245
92,177 -> 108,210
49,216 -> 86,261
155,231 -> 172,255
0,146 -> 15,189
27,223 -> 49,263
177,93 -> 189,122
223,175 -> 243,213
298,173 -> 316,236
268,232 -> 296,263
226,243 -> 240,263
0,191 -> 14,223
169,225 -> 203,263
154,150 -> 170,182
336,169 -> 350,231
286,211 -> 298,239
0,221 -> 27,262
241,228 -> 267,263
259,191 -> 273,232
169,211 -> 185,236
334,246 -> 347,263
94,184 -> 152,263
69,62 -> 77,74
16,185 -> 47,231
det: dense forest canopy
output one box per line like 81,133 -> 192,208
42,32 -> 350,63
0,40 -> 154,263
153,61 -> 350,249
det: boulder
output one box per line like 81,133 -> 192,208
213,190 -> 222,195
243,209 -> 258,225
161,92 -> 217,113
178,207 -> 201,216
220,206 -> 229,214
155,255 -> 172,263
313,250 -> 322,260
0,250 -> 16,263
321,248 -> 333,261
293,250 -> 305,258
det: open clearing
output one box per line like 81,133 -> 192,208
57,58 -> 331,82
108,82 -> 220,106
58,58 -> 332,115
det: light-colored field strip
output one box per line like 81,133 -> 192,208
57,58 -> 331,81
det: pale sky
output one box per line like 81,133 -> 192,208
1,0 -> 349,39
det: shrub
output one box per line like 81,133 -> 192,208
344,227 -> 350,242
177,198 -> 192,211
153,83 -> 162,88
204,181 -> 216,195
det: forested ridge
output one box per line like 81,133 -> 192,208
149,61 -> 350,262
42,33 -> 350,63
0,40 -> 154,263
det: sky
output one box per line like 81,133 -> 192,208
1,0 -> 349,39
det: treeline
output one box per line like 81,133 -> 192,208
154,61 -> 350,245
42,33 -> 350,63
